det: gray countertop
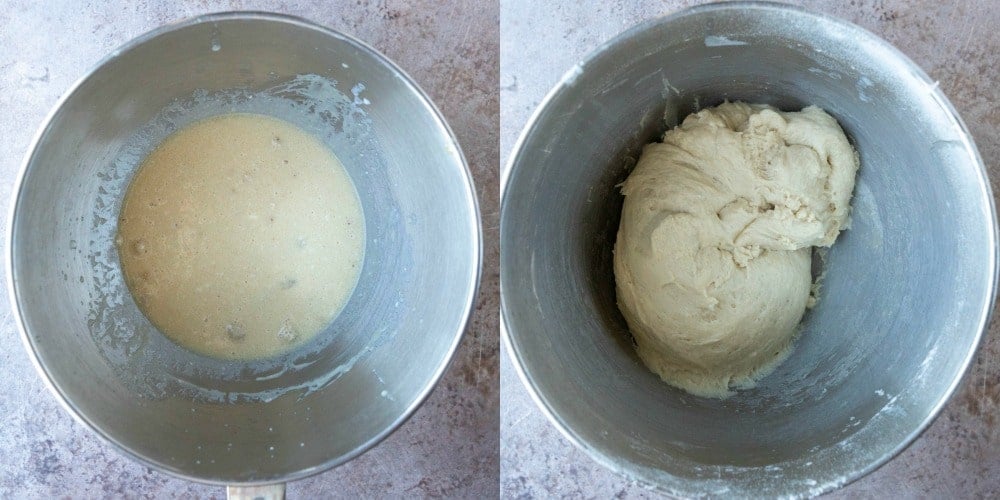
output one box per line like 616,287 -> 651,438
0,0 -> 498,497
500,0 -> 1000,498
3,0 -> 998,497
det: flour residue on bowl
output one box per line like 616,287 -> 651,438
856,75 -> 874,102
704,35 -> 749,47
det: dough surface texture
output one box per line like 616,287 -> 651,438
614,101 -> 858,398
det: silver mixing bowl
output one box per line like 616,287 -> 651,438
501,2 -> 996,497
8,12 -> 481,489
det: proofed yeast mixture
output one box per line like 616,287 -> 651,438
117,113 -> 364,360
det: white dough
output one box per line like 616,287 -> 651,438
614,101 -> 858,398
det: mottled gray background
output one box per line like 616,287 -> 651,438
500,0 -> 999,498
0,0 -> 498,498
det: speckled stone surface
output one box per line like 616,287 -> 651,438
500,0 -> 999,497
0,0 -> 498,497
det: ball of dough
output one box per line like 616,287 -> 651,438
614,101 -> 858,398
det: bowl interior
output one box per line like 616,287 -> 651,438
501,3 -> 994,497
11,14 -> 479,483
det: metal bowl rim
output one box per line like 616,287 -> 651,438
7,10 -> 483,487
499,1 -> 998,496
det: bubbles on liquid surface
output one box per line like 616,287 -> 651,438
130,239 -> 147,256
277,319 -> 298,343
225,321 -> 246,341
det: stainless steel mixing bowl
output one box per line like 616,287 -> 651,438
501,2 -> 996,497
8,12 -> 481,488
